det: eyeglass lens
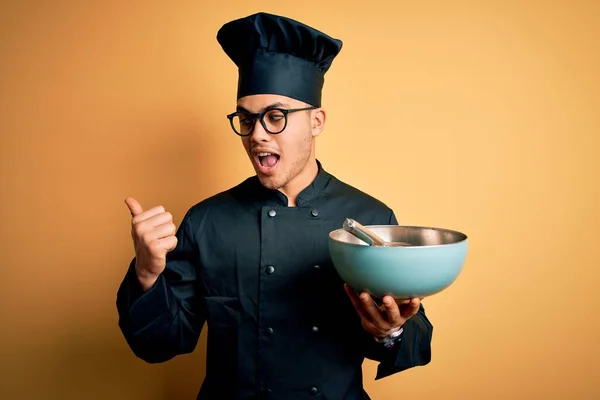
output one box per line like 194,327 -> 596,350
231,109 -> 286,135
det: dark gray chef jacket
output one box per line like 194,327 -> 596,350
116,160 -> 433,400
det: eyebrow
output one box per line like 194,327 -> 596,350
236,102 -> 290,113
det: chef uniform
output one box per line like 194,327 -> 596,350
116,12 -> 433,400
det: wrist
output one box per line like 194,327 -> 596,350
375,326 -> 402,339
135,266 -> 160,292
374,327 -> 403,348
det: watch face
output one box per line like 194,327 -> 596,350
383,337 -> 400,348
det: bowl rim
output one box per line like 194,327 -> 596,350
328,224 -> 468,248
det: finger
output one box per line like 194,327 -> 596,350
344,284 -> 372,322
382,295 -> 402,326
143,223 -> 177,243
125,197 -> 144,217
148,234 -> 178,255
160,235 -> 178,252
395,296 -> 424,306
344,284 -> 365,312
136,211 -> 173,230
132,205 -> 167,225
400,298 -> 421,319
359,292 -> 389,329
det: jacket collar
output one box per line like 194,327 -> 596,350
248,159 -> 333,207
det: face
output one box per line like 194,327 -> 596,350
235,94 -> 326,193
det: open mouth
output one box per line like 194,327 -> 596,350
255,152 -> 280,175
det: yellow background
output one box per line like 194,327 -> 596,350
1,1 -> 599,399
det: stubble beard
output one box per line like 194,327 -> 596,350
258,131 -> 313,192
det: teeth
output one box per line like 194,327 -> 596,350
257,152 -> 272,157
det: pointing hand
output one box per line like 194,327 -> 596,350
125,197 -> 178,291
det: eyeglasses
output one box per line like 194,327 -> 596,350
226,107 -> 316,136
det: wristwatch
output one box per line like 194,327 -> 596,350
374,327 -> 403,348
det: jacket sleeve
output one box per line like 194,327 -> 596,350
363,208 -> 433,379
363,304 -> 433,379
115,208 -> 206,363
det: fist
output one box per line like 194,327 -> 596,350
125,197 -> 178,290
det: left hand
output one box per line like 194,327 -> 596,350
344,284 -> 422,339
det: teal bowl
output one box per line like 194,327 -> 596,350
328,225 -> 468,299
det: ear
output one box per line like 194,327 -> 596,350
311,108 -> 326,137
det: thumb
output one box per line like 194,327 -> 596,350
124,197 -> 144,217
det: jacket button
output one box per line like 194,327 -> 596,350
310,387 -> 319,396
310,209 -> 319,217
260,384 -> 272,397
312,326 -> 319,333
266,327 -> 274,335
313,264 -> 320,269
268,209 -> 277,217
266,266 -> 275,274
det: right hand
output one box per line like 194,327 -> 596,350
125,197 -> 178,291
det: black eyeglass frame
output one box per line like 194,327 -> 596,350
226,107 -> 317,136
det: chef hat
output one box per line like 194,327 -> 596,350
216,12 -> 343,107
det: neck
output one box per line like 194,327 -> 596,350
278,158 -> 319,207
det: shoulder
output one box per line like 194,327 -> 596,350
178,176 -> 257,228
328,172 -> 391,208
324,170 -> 397,223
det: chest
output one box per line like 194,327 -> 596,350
196,205 -> 342,297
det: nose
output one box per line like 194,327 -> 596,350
249,118 -> 271,143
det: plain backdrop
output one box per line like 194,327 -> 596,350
1,1 -> 599,399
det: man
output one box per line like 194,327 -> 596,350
116,12 -> 433,400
